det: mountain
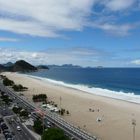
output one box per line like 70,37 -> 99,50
61,64 -> 81,68
0,64 -> 6,72
0,60 -> 37,72
12,60 -> 37,72
3,62 -> 14,67
37,65 -> 49,70
48,64 -> 81,69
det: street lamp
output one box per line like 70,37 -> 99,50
132,119 -> 136,140
59,96 -> 62,110
35,109 -> 45,133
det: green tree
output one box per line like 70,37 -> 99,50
33,119 -> 43,134
3,78 -> 14,86
12,106 -> 22,114
66,110 -> 70,115
12,84 -> 28,92
19,110 -> 29,117
41,128 -> 69,140
32,94 -> 47,102
1,95 -> 12,104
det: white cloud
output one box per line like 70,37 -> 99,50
102,0 -> 136,11
0,0 -> 138,37
131,59 -> 140,65
92,23 -> 134,36
0,47 -> 102,66
0,37 -> 19,42
0,0 -> 95,37
0,19 -> 59,37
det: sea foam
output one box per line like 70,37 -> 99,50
25,74 -> 140,104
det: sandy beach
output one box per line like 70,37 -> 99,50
2,72 -> 140,140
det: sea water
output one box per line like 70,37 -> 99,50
27,67 -> 140,103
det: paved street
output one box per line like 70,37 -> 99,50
0,98 -> 37,140
0,81 -> 97,140
5,116 -> 37,140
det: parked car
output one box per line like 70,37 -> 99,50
0,117 -> 4,123
3,130 -> 10,135
5,133 -> 13,139
11,118 -> 14,122
1,123 -> 8,130
16,126 -> 21,131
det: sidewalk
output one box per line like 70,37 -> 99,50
22,123 -> 41,140
0,133 -> 5,140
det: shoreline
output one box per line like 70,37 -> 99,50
2,72 -> 140,140
26,74 -> 140,104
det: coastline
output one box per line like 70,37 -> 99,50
25,74 -> 140,104
2,72 -> 140,140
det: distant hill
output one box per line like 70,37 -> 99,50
3,62 -> 14,67
37,65 -> 49,70
0,64 -> 6,72
0,60 -> 37,72
48,64 -> 81,69
12,60 -> 37,72
61,64 -> 81,68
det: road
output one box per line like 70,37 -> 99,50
5,116 -> 36,140
0,100 -> 36,140
0,82 -> 98,140
0,105 -> 13,117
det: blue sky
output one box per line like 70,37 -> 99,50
0,0 -> 140,67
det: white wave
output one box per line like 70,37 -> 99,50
25,74 -> 140,104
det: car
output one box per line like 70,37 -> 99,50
1,123 -> 8,130
47,125 -> 51,128
11,131 -> 15,135
5,133 -> 13,139
11,118 -> 14,122
3,130 -> 10,135
6,135 -> 13,140
16,126 -> 21,131
16,119 -> 20,123
47,121 -> 51,125
0,117 -> 4,123
1,126 -> 8,131
6,138 -> 13,140
1,123 -> 7,127
0,122 -> 5,126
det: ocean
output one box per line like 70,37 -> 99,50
27,67 -> 140,103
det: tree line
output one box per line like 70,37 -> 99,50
2,76 -> 28,91
32,94 -> 47,102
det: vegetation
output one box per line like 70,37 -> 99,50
32,94 -> 47,102
59,108 -> 65,116
0,94 -> 12,104
2,76 -> 28,92
19,109 -> 29,117
12,84 -> 28,92
3,77 -> 14,86
12,106 -> 22,114
41,128 -> 69,140
33,119 -> 43,134
66,110 -> 70,115
0,75 -> 6,79
12,106 -> 28,117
